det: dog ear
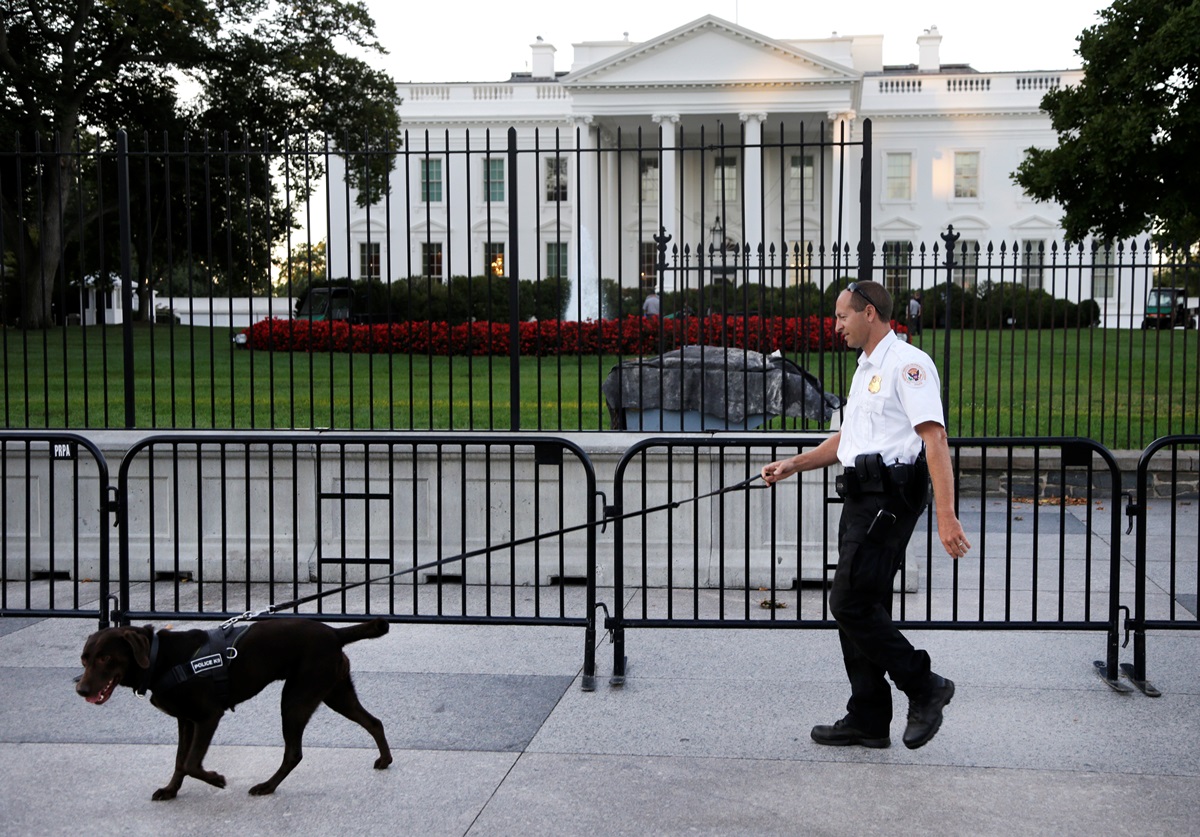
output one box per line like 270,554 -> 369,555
120,627 -> 153,669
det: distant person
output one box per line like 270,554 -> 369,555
642,291 -> 660,318
907,291 -> 923,336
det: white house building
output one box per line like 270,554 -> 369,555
328,15 -> 1151,326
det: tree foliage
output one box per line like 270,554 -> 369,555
273,239 -> 328,301
0,0 -> 401,327
1013,0 -> 1200,247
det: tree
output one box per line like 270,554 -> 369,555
1013,0 -> 1200,247
0,0 -> 401,328
274,239 -> 328,301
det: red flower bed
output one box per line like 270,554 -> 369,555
245,315 -> 907,356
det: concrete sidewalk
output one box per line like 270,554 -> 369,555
1,605 -> 1198,837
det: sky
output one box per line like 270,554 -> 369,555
357,0 -> 1108,82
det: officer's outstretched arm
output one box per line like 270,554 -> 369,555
762,432 -> 841,484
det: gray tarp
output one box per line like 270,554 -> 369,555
602,346 -> 843,429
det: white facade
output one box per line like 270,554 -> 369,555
329,16 -> 1150,326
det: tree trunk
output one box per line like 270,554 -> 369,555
20,140 -> 75,329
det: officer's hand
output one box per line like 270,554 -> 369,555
761,458 -> 797,485
938,512 -> 971,560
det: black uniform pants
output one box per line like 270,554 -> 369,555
829,491 -> 931,734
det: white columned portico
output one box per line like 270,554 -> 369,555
739,112 -> 766,262
652,113 -> 680,248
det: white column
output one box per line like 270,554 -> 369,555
651,113 -> 679,247
601,125 -> 620,289
827,109 -> 857,287
739,112 -> 766,263
572,115 -> 600,319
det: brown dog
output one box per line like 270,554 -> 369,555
76,618 -> 393,800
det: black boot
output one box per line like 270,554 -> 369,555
902,675 -> 955,749
811,717 -> 891,749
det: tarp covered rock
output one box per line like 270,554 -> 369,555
602,346 -> 843,429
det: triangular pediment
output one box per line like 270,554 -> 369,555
1011,214 -> 1060,231
946,215 -> 990,233
875,216 -> 922,233
563,16 -> 859,88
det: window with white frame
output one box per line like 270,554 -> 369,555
885,153 -> 913,201
484,158 -> 505,203
545,242 -> 568,280
640,157 -> 659,204
1021,239 -> 1045,289
951,239 -> 980,289
954,152 -> 980,199
485,241 -> 505,277
882,240 -> 911,295
545,157 -> 568,202
421,242 -> 443,279
784,239 -> 813,285
713,156 -> 738,203
420,158 -> 442,203
359,241 -> 381,280
1091,242 -> 1115,298
639,241 -> 658,289
788,154 -> 815,203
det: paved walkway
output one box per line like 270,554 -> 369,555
1,499 -> 1198,836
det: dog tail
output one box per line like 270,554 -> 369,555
336,618 -> 390,646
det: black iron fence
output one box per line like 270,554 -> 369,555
2,130 -> 1198,448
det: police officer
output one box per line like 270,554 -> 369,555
762,280 -> 969,750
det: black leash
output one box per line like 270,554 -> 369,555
220,474 -> 767,628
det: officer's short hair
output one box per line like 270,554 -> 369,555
845,280 -> 893,320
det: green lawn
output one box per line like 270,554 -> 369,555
3,323 -> 1197,449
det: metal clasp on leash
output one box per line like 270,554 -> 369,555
219,611 -> 253,631
219,607 -> 270,631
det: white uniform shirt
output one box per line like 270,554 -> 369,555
837,330 -> 945,467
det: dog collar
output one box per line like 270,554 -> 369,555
134,632 -> 160,699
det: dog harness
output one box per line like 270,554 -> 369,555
140,624 -> 251,704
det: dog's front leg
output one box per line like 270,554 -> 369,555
152,717 -> 194,801
179,716 -> 226,791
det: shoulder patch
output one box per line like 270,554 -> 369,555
902,363 -> 929,387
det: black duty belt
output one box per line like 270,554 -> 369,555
836,452 -> 924,498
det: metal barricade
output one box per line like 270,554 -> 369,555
1123,434 -> 1200,696
116,432 -> 601,688
0,432 -> 114,628
606,436 -> 1126,690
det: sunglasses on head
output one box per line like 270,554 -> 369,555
845,282 -> 875,309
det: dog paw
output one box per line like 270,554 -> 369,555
151,787 -> 178,801
374,755 -> 393,770
198,771 -> 226,789
248,782 -> 277,796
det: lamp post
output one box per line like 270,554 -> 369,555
709,216 -> 725,253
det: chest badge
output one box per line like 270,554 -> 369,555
867,375 -> 882,393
